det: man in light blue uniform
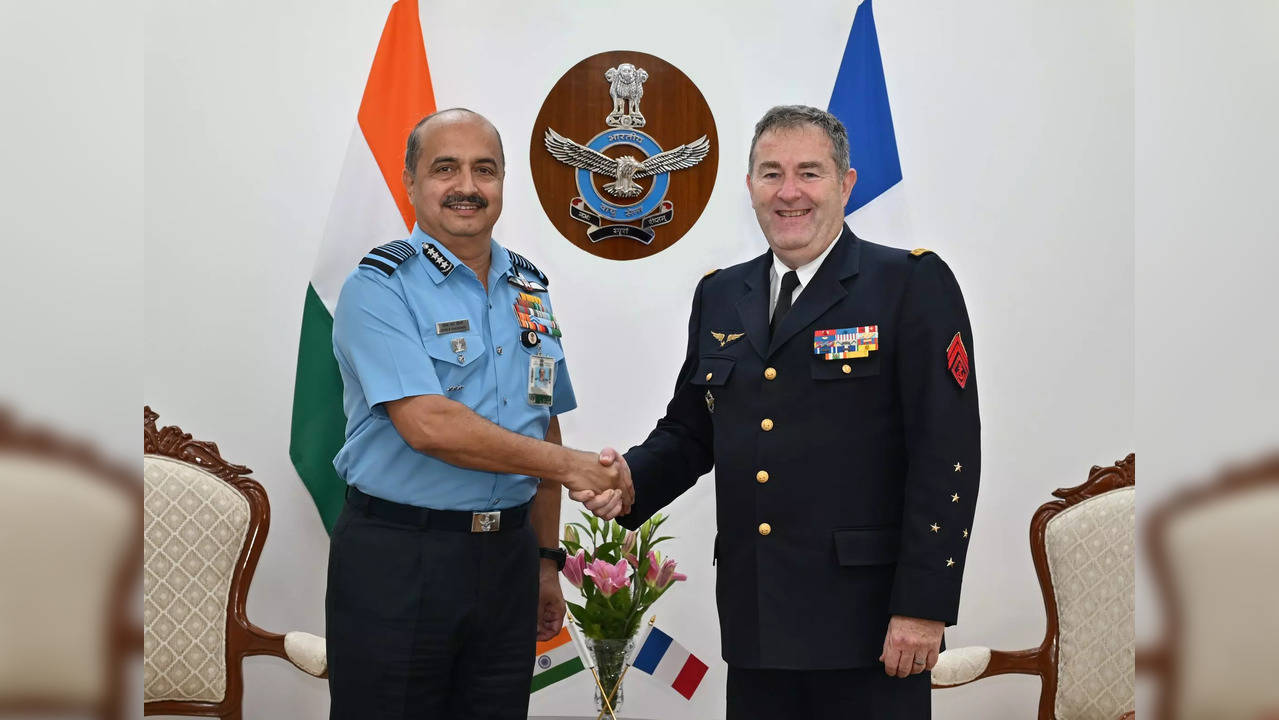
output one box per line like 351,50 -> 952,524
325,108 -> 629,720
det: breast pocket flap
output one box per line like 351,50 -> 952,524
690,356 -> 735,386
424,334 -> 486,367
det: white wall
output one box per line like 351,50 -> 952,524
144,1 -> 1135,718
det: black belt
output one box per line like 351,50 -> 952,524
346,487 -> 531,533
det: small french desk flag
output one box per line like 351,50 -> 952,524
629,624 -> 708,700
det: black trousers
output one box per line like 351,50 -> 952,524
326,499 -> 539,720
726,666 -> 931,719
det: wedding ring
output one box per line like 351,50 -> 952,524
912,659 -> 925,665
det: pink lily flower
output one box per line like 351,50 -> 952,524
562,550 -> 586,588
626,553 -> 639,568
621,530 -> 637,556
655,557 -> 686,589
584,558 -> 632,597
643,551 -> 662,585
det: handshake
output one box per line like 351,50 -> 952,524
557,446 -> 633,520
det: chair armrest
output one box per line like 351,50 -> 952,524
284,631 -> 327,677
932,646 -> 1045,688
932,646 -> 992,686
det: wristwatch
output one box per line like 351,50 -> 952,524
539,547 -> 567,571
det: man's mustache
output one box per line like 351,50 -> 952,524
442,193 -> 488,208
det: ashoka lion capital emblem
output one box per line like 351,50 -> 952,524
606,62 -> 648,128
531,52 -> 717,256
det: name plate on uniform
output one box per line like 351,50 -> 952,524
436,319 -> 470,335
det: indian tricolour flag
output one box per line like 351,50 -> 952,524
289,0 -> 435,532
530,626 -> 586,693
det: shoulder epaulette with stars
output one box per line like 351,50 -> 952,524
507,249 -> 549,287
359,240 -> 417,277
909,248 -> 936,258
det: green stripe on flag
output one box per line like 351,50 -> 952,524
529,657 -> 585,693
290,283 -> 348,533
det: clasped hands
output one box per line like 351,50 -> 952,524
561,446 -> 632,520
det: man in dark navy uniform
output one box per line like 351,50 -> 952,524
580,105 -> 980,718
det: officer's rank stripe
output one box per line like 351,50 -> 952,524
368,247 -> 406,264
359,257 -> 396,276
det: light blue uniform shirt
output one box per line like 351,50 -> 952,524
331,225 -> 577,510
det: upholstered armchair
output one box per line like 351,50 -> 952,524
932,454 -> 1135,720
1139,454 -> 1279,720
143,407 -> 326,718
0,412 -> 139,720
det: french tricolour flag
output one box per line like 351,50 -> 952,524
629,625 -> 708,700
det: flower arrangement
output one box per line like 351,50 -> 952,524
560,511 -> 687,640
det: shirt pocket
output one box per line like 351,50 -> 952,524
812,352 -> 881,380
832,526 -> 900,566
424,333 -> 487,370
690,355 -> 735,387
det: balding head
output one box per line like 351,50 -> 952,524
404,108 -> 505,176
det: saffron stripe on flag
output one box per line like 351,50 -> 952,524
827,0 -> 902,216
290,0 -> 436,533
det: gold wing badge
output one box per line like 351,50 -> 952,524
711,331 -> 745,348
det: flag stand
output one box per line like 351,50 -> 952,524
593,615 -> 656,720
566,612 -> 619,720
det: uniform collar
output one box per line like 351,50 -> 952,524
769,229 -> 842,297
410,225 -> 511,286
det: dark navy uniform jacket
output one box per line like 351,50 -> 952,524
620,225 -> 981,670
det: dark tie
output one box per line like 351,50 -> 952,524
770,270 -> 800,338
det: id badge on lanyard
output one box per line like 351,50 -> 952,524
527,353 -> 555,406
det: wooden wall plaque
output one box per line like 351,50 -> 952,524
529,50 -> 718,261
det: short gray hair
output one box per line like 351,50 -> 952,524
404,107 -> 506,174
748,105 -> 850,176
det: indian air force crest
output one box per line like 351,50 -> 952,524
530,51 -> 718,261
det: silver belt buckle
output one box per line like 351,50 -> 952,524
471,511 -> 501,533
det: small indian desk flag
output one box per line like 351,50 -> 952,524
530,626 -> 586,692
629,623 -> 708,700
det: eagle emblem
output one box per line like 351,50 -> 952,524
544,129 -> 710,198
710,331 -> 745,348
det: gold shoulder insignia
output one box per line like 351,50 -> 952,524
910,248 -> 935,257
703,268 -> 720,278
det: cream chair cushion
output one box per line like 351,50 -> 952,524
143,455 -> 250,703
1164,483 -> 1279,720
1043,485 -> 1135,720
0,455 -> 134,705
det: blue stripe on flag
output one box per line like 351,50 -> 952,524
631,627 -> 673,674
828,0 -> 902,216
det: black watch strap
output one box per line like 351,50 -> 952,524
539,546 -> 567,571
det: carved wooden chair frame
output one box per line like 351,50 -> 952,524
1138,453 -> 1279,720
143,406 -> 324,719
0,410 -> 140,720
933,453 -> 1136,720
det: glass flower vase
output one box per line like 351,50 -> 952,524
588,636 -> 634,717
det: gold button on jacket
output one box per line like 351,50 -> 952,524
758,523 -> 771,536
